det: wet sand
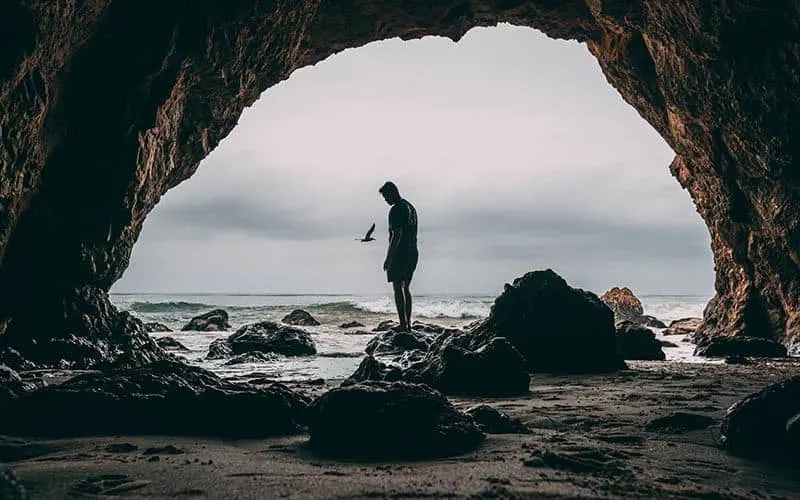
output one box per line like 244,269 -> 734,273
5,359 -> 800,499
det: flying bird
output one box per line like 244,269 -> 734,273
357,223 -> 376,242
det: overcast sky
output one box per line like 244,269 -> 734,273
113,24 -> 714,297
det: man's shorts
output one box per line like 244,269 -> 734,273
387,248 -> 419,283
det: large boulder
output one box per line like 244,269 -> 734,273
407,337 -> 530,396
663,317 -> 702,336
695,336 -> 787,358
144,322 -> 172,333
281,309 -> 320,326
0,360 -> 308,437
721,375 -> 800,463
308,381 -> 484,459
347,336 -> 529,397
600,287 -> 644,323
470,270 -> 627,373
226,322 -> 316,357
181,309 -> 231,332
615,321 -> 666,361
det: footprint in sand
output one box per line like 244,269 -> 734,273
71,474 -> 150,496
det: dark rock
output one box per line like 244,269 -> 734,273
365,329 -> 431,357
347,356 -> 403,384
223,351 -> 277,365
144,322 -> 172,333
0,364 -> 30,402
155,336 -> 189,352
227,322 -> 316,357
181,309 -> 230,332
347,336 -> 529,397
637,315 -> 667,329
407,337 -> 530,397
205,339 -> 232,360
470,270 -> 627,374
339,321 -> 364,329
725,355 -> 751,365
0,466 -> 27,500
663,317 -> 702,336
143,445 -> 183,455
0,360 -> 309,437
281,309 -> 320,326
615,321 -> 665,361
342,329 -> 374,336
600,287 -> 644,323
659,340 -> 679,348
0,348 -> 37,372
465,405 -> 530,434
104,443 -> 138,453
308,381 -> 484,459
695,337 -> 787,358
787,413 -> 800,446
645,412 -> 715,433
1,0 -> 800,392
721,375 -> 800,462
373,320 -> 399,332
411,321 -> 460,335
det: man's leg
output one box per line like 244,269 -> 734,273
392,281 -> 407,329
403,281 -> 412,328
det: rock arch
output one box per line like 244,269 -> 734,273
1,1 -> 798,366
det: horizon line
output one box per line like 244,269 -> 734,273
109,291 -> 714,298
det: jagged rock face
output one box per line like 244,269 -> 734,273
1,1 -> 799,361
600,287 -> 644,323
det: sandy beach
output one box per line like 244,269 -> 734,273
5,358 -> 800,499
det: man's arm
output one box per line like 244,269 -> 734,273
384,227 -> 403,270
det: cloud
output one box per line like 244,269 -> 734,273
116,24 -> 714,295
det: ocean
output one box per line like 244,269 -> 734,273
110,293 -> 714,381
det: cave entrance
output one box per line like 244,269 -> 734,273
111,25 -> 712,333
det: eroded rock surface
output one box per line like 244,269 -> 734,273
721,375 -> 800,463
600,287 -> 644,323
470,270 -> 627,373
209,321 -> 316,358
348,335 -> 530,397
144,322 -> 172,333
281,309 -> 320,326
308,381 -> 484,459
0,360 -> 308,437
154,336 -> 189,352
615,321 -> 665,361
663,318 -> 702,336
695,336 -> 787,359
1,2 -> 799,360
181,309 -> 230,332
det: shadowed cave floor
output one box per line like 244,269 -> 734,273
4,359 -> 800,499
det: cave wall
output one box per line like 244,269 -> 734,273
0,0 -> 798,366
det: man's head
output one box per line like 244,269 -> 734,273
379,181 -> 401,205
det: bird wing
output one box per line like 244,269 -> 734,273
365,223 -> 376,239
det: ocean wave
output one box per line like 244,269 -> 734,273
355,297 -> 490,319
126,301 -> 223,313
317,352 -> 366,358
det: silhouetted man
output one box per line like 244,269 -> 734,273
379,181 -> 418,331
